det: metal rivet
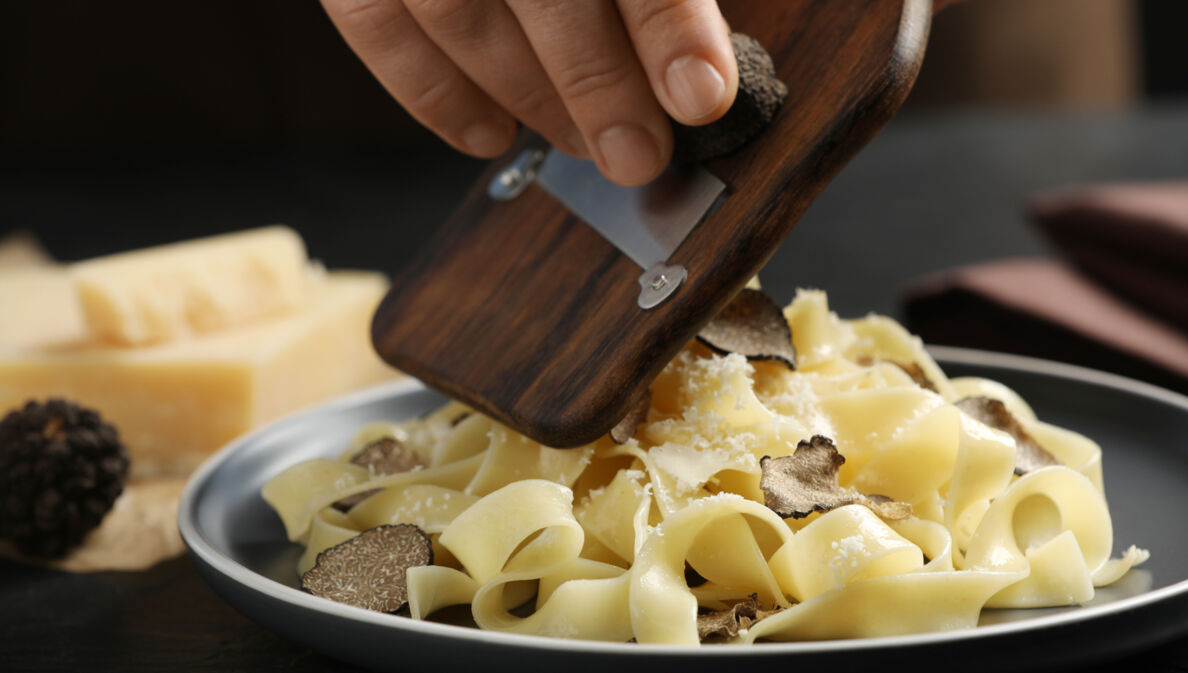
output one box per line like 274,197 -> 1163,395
638,263 -> 686,310
488,149 -> 545,201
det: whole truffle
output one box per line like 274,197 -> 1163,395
0,399 -> 130,558
671,33 -> 789,164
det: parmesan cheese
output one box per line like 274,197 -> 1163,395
0,271 -> 397,475
70,226 -> 313,345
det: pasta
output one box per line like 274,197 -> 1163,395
262,289 -> 1147,644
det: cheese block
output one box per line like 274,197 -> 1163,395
0,231 -> 87,349
0,268 -> 88,349
70,226 -> 313,346
0,271 -> 399,475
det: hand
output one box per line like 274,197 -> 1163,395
320,0 -> 738,186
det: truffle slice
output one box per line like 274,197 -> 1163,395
760,436 -> 857,519
610,388 -> 652,444
760,436 -> 912,520
333,438 -> 423,511
863,494 -> 914,522
697,595 -> 778,640
893,361 -> 938,393
955,396 -> 1060,475
672,33 -> 789,165
696,289 -> 796,369
300,524 -> 432,613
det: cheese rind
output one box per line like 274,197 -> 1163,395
70,226 -> 313,346
0,271 -> 398,475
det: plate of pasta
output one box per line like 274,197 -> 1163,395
180,290 -> 1188,673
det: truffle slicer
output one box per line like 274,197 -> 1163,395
371,0 -> 932,448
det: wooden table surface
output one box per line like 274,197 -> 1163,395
3,106 -> 1188,672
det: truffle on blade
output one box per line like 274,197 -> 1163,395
955,396 -> 1060,475
696,289 -> 797,369
300,524 -> 432,613
671,33 -> 789,165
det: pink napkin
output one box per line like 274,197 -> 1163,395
904,182 -> 1188,394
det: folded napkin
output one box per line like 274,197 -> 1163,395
904,182 -> 1188,395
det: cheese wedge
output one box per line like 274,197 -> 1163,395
70,225 -> 313,346
0,231 -> 87,349
0,271 -> 398,475
0,268 -> 88,350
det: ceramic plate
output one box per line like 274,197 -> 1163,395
179,347 -> 1188,672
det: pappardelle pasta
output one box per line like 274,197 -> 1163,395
263,289 -> 1147,644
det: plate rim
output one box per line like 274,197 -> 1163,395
178,346 -> 1188,658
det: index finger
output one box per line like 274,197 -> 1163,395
616,0 -> 737,126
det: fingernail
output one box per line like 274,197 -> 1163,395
665,55 -> 726,122
596,124 -> 662,186
461,121 -> 511,157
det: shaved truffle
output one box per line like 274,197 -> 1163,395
697,289 -> 797,369
893,361 -> 938,393
333,438 -> 423,511
300,524 -> 432,613
760,436 -> 857,519
863,494 -> 914,521
955,396 -> 1060,475
672,33 -> 789,164
760,436 -> 912,520
610,388 -> 652,444
697,595 -> 778,640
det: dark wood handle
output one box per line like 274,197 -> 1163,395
372,0 -> 932,447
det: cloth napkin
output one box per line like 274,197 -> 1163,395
904,181 -> 1188,395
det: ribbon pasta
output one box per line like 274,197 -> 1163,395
262,289 -> 1147,644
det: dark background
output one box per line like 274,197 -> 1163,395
3,4 -> 1188,672
2,0 -> 1187,298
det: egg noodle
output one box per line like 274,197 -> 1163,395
263,290 -> 1147,644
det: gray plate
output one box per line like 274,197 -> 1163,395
179,347 -> 1188,672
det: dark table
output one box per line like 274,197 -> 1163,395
4,105 -> 1188,672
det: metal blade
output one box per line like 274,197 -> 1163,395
535,149 -> 726,269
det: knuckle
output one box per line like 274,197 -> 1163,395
631,0 -> 702,40
402,0 -> 483,40
330,0 -> 392,21
553,54 -> 634,102
501,84 -> 558,119
402,75 -> 456,117
325,0 -> 403,36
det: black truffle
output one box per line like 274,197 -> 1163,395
0,399 -> 129,558
759,436 -> 911,521
610,388 -> 652,444
301,524 -> 433,613
955,396 -> 1061,475
333,437 -> 424,511
671,33 -> 789,165
696,288 -> 797,370
697,594 -> 778,640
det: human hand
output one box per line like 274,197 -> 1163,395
320,0 -> 738,186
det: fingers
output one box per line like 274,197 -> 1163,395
508,0 -> 672,186
320,0 -> 516,158
616,0 -> 737,125
402,0 -> 587,158
324,0 -> 736,184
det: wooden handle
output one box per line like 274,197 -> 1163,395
372,0 -> 932,447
